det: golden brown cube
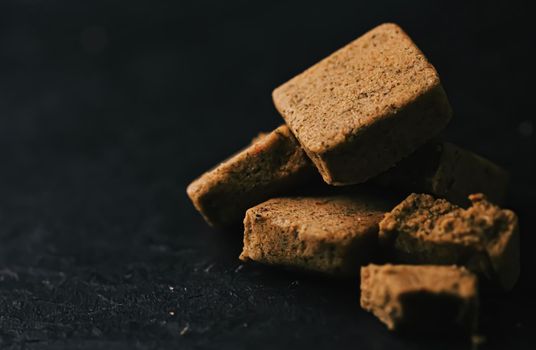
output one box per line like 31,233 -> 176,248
273,23 -> 452,185
239,193 -> 393,275
187,125 -> 314,227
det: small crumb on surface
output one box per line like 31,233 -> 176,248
289,280 -> 300,288
180,324 -> 190,336
204,264 -> 215,273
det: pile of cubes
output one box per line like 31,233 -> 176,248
187,23 -> 519,333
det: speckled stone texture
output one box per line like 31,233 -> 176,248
374,141 -> 509,206
379,193 -> 520,290
273,23 -> 452,185
240,194 -> 393,276
360,264 -> 478,332
187,125 -> 315,227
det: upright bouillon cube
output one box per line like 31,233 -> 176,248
374,141 -> 510,206
273,23 -> 452,185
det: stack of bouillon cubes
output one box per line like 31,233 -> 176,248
187,23 -> 519,333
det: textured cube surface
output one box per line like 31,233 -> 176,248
379,193 -> 520,290
273,23 -> 452,185
187,125 -> 314,227
239,194 -> 393,275
374,141 -> 509,205
360,264 -> 478,332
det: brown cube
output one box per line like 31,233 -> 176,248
360,264 -> 478,332
374,141 -> 509,205
239,193 -> 393,275
379,193 -> 520,290
273,23 -> 452,185
186,125 -> 315,227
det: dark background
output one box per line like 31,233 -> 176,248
1,0 -> 535,349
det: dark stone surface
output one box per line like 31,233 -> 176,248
0,0 -> 534,349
